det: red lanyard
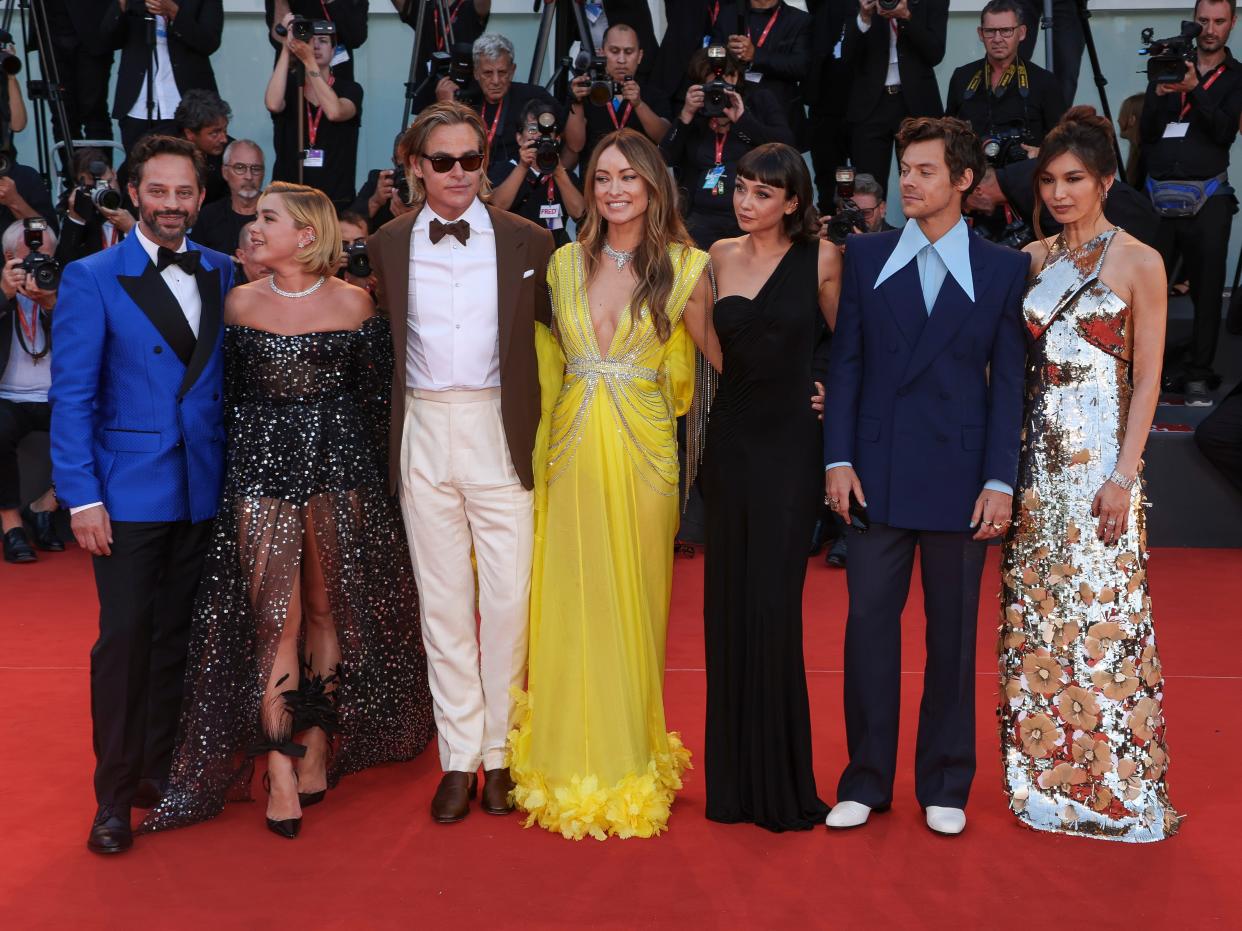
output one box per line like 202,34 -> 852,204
607,99 -> 633,129
433,0 -> 465,52
16,299 -> 41,352
318,0 -> 333,22
709,1 -> 720,27
546,176 -> 556,202
747,6 -> 781,49
103,222 -> 120,250
713,131 -> 728,166
305,74 -> 335,148
484,100 -> 504,146
1180,64 -> 1226,120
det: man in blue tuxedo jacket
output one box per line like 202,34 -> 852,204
823,117 -> 1027,836
50,135 -> 234,855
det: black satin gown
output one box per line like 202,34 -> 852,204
701,238 -> 829,831
141,317 -> 434,833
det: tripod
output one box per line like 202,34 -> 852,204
401,0 -> 458,130
2,0 -> 75,192
1072,0 -> 1124,171
529,0 -> 595,99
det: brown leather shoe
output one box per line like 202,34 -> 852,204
481,767 -> 515,815
430,771 -> 477,823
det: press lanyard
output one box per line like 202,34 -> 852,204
607,98 -> 632,129
747,6 -> 781,49
546,176 -> 556,202
1180,64 -> 1226,120
15,298 -> 47,361
709,1 -> 720,27
305,74 -> 335,148
103,222 -> 119,250
714,131 -> 728,166
484,100 -> 504,147
433,0 -> 465,52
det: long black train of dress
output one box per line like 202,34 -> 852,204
141,316 -> 434,833
701,238 -> 830,831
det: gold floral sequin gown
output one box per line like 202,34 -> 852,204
507,242 -> 708,840
999,229 -> 1180,842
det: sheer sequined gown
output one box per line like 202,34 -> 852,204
141,317 -> 434,833
998,230 -> 1181,842
507,242 -> 708,840
701,239 -> 829,831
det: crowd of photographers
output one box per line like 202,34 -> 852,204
2,0 -> 1242,564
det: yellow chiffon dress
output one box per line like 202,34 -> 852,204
508,241 -> 709,840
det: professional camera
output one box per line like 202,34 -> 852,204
0,30 -> 21,76
429,42 -> 477,101
392,163 -> 412,206
343,238 -> 371,278
1140,21 -> 1202,84
878,0 -> 902,11
978,212 -> 1034,249
584,55 -> 623,107
701,46 -> 734,119
73,159 -> 123,223
982,125 -> 1031,168
274,15 -> 336,43
19,219 -> 62,291
826,167 -> 868,246
533,111 -> 561,174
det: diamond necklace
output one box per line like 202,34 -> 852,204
602,241 -> 635,271
269,275 -> 327,299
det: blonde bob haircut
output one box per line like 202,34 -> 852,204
259,181 -> 342,277
396,101 -> 492,210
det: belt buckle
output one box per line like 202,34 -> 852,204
885,84 -> 901,96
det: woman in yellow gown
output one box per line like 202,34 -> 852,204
508,129 -> 712,840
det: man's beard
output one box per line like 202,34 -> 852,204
141,207 -> 195,245
238,186 -> 261,203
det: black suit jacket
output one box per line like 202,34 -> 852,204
55,214 -> 130,265
841,0 -> 947,123
104,0 -> 223,120
0,296 -> 51,385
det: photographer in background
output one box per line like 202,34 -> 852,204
660,46 -> 795,247
817,171 -> 893,241
338,209 -> 376,296
351,135 -> 416,233
104,0 -> 225,153
43,0 -> 115,144
266,13 -> 364,207
267,0 -> 368,82
174,90 -> 233,205
710,0 -> 813,148
1140,0 -> 1242,406
234,220 -> 271,284
191,140 -> 264,256
394,0 -> 490,113
946,1 -> 1065,153
437,33 -> 559,171
56,149 -> 135,264
491,99 -> 585,247
0,219 -> 61,565
843,0 -> 949,194
564,23 -> 670,172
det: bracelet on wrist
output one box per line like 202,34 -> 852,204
1107,468 -> 1136,491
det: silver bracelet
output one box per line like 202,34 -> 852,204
1107,469 -> 1136,490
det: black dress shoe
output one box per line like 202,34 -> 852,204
87,804 -> 133,854
3,527 -> 36,563
132,777 -> 168,809
825,535 -> 847,569
21,506 -> 63,551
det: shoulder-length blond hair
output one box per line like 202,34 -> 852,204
578,129 -> 694,342
260,181 -> 341,277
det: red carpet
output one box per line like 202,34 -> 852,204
1,545 -> 1237,928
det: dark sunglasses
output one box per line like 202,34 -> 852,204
423,152 -> 484,173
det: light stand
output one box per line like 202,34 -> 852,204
1073,0 -> 1124,171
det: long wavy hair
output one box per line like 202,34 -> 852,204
577,129 -> 694,342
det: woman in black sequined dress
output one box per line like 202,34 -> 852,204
142,184 -> 433,839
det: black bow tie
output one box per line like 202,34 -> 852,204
156,246 -> 202,274
429,218 -> 470,246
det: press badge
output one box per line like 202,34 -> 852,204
331,45 -> 350,68
1163,122 -> 1190,139
303,148 -> 325,168
703,165 -> 725,190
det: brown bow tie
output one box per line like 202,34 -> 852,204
429,218 -> 470,246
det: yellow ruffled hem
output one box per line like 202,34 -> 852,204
505,689 -> 692,841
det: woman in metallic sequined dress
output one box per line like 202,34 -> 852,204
999,108 -> 1181,841
141,184 -> 433,839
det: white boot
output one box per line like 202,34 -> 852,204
925,806 -> 966,835
825,800 -> 872,829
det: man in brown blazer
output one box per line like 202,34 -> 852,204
369,102 -> 555,824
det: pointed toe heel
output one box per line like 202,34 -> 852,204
266,816 -> 302,839
297,789 -> 326,808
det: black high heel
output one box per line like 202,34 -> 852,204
254,673 -> 310,840
262,769 -> 303,839
289,662 -> 343,810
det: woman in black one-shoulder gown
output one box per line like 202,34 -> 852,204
700,144 -> 840,832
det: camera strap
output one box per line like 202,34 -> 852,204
14,297 -> 49,362
607,99 -> 633,129
746,6 -> 781,49
1180,63 -> 1226,120
484,100 -> 504,147
433,0 -> 467,52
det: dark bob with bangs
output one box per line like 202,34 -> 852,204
735,143 -> 819,242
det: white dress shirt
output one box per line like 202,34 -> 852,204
405,198 -> 501,391
857,15 -> 902,88
126,15 -> 182,121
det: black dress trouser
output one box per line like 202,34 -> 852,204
847,91 -> 910,200
90,518 -> 212,807
0,399 -> 50,510
837,522 -> 986,810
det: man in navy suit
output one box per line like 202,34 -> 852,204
50,135 -> 234,854
823,117 -> 1027,835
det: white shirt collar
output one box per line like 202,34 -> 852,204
134,225 -> 187,266
875,217 -> 975,302
414,198 -> 493,234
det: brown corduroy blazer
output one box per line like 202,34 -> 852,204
369,204 -> 555,493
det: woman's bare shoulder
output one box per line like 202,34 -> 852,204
224,279 -> 267,324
